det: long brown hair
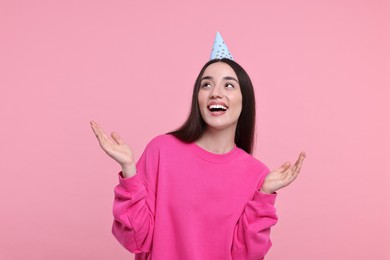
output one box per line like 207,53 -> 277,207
169,58 -> 256,154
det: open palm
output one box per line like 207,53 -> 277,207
90,121 -> 134,169
261,152 -> 306,194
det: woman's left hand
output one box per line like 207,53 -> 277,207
260,152 -> 307,194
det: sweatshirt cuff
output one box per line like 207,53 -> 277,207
117,171 -> 144,192
253,190 -> 277,206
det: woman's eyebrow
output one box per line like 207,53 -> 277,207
201,76 -> 238,83
201,76 -> 213,81
223,76 -> 239,83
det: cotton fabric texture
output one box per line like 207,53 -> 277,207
112,134 -> 278,260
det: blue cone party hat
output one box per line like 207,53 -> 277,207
210,32 -> 234,60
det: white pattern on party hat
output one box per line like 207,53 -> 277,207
210,31 -> 234,60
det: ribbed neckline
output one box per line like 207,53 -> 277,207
187,142 -> 241,164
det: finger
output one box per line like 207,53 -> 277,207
99,132 -> 117,153
91,123 -> 106,143
298,151 -> 306,163
94,123 -> 106,137
293,152 -> 305,166
90,122 -> 99,136
291,152 -> 306,176
275,161 -> 291,173
90,121 -> 101,132
90,121 -> 102,135
111,132 -> 125,145
91,121 -> 105,132
93,123 -> 112,149
281,161 -> 291,171
90,122 -> 117,155
296,152 -> 306,168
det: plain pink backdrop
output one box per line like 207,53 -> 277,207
1,0 -> 389,259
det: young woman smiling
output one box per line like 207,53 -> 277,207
91,34 -> 306,260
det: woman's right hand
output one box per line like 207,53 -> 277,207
90,121 -> 136,177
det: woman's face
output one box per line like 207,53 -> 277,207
198,62 -> 242,132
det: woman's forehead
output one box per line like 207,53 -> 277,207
202,62 -> 237,79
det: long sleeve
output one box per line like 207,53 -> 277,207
231,190 -> 278,260
110,134 -> 280,259
112,141 -> 159,254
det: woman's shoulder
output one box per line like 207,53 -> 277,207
237,149 -> 271,174
148,133 -> 181,144
144,134 -> 184,151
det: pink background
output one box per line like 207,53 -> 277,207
1,0 -> 389,259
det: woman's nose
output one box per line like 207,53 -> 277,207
210,85 -> 223,99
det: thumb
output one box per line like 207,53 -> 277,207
111,132 -> 125,145
278,161 -> 291,172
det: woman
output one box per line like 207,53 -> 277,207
91,36 -> 306,260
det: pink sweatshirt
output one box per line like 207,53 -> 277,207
112,134 -> 278,260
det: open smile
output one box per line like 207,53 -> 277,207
207,103 -> 228,116
208,103 -> 228,112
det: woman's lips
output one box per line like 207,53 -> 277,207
207,103 -> 228,116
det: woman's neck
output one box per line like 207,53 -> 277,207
196,127 -> 236,154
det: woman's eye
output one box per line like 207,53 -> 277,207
202,83 -> 212,88
225,83 -> 234,88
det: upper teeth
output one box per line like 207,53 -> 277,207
209,104 -> 227,110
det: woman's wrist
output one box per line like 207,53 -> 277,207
259,187 -> 274,194
121,163 -> 136,178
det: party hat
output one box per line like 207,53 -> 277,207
210,31 -> 234,60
